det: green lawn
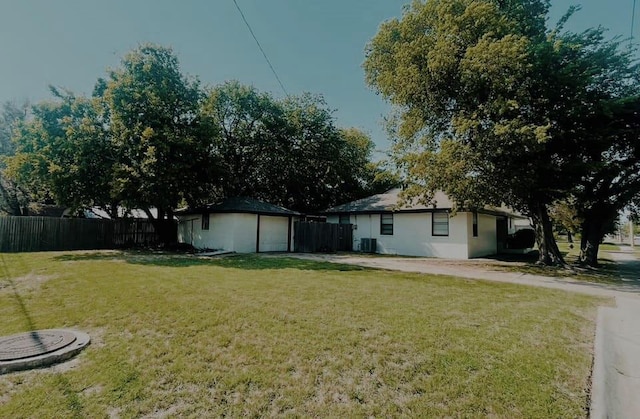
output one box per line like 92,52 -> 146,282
0,251 -> 605,417
493,241 -> 622,284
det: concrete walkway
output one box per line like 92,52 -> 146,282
284,252 -> 639,298
277,249 -> 640,418
591,246 -> 640,418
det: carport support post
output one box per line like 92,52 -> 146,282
256,214 -> 261,253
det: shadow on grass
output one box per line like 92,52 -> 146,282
487,250 -> 637,288
0,254 -> 39,332
53,251 -> 371,272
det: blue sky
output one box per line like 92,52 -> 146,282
0,1 -> 636,153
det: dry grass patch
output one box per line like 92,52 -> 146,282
0,251 -> 605,417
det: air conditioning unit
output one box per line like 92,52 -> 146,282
361,238 -> 377,253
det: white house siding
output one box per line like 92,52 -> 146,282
426,213 -> 470,259
327,212 -> 470,259
178,213 -> 294,253
177,216 -> 197,246
232,213 -> 259,253
467,213 -> 498,258
178,213 -> 238,250
258,215 -> 290,252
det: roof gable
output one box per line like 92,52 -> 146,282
324,188 -> 526,219
324,188 -> 453,213
176,197 -> 299,216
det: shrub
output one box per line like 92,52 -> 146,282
507,228 -> 536,249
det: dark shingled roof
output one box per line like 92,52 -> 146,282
176,197 -> 299,217
324,188 -> 526,219
324,188 -> 453,214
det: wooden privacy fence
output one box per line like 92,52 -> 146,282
294,221 -> 352,253
0,216 -> 177,253
112,219 -> 176,247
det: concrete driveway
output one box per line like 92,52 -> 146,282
278,248 -> 640,418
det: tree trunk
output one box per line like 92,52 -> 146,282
0,178 -> 26,216
578,206 -> 619,267
578,223 -> 601,267
107,202 -> 120,219
530,202 -> 566,266
578,213 -> 610,267
145,206 -> 176,247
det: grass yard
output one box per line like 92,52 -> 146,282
492,241 -> 622,284
0,251 -> 605,417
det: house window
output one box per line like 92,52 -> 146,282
472,211 -> 478,237
380,213 -> 393,235
432,212 -> 449,236
339,214 -> 350,224
202,213 -> 210,230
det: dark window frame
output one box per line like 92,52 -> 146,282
380,213 -> 394,235
202,213 -> 210,230
432,211 -> 449,237
472,211 -> 478,237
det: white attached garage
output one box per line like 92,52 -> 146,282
176,197 -> 299,253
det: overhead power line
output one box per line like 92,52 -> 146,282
632,0 -> 637,50
232,0 -> 288,96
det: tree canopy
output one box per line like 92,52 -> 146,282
7,44 -> 218,238
5,44 -> 393,240
201,81 -> 396,213
102,44 -> 217,221
0,100 -> 31,215
364,0 -> 640,265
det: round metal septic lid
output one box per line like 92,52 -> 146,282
0,330 -> 77,361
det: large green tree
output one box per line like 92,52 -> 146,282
103,44 -> 217,227
364,0 -> 639,265
278,94 -> 385,212
7,45 -> 393,244
202,82 -> 393,212
8,88 -> 117,217
0,100 -> 31,215
8,45 -> 218,243
572,95 -> 640,265
201,81 -> 287,202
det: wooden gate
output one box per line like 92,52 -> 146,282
294,222 -> 353,253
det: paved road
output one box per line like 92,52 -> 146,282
278,249 -> 640,418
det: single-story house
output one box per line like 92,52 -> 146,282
175,197 -> 300,253
324,188 -> 526,259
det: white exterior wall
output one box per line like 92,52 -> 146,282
178,213 -> 293,253
177,216 -> 197,245
232,213 -> 259,253
258,215 -> 290,252
467,213 -> 498,258
178,213 -> 242,251
328,212 -> 471,259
